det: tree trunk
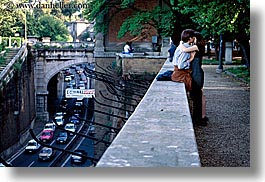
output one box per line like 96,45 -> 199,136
239,43 -> 250,70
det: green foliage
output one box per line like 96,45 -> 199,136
38,15 -> 69,41
13,62 -> 22,72
120,0 -> 135,8
61,0 -> 80,21
84,0 -> 176,39
83,0 -> 109,34
0,0 -> 24,36
177,0 -> 250,38
0,42 -> 7,52
225,65 -> 250,83
83,0 -> 249,45
0,56 -> 5,65
118,6 -> 175,39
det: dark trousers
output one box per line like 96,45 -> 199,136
190,88 -> 202,123
190,58 -> 204,123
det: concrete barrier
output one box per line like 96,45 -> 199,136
96,60 -> 200,167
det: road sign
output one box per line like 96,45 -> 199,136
65,88 -> 95,99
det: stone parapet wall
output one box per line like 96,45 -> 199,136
117,54 -> 166,76
96,59 -> 200,167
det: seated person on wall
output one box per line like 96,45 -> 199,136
122,41 -> 134,54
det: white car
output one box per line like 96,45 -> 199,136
54,112 -> 65,118
64,123 -> 76,135
25,139 -> 41,153
54,116 -> 64,126
78,83 -> 85,89
65,75 -> 72,82
44,122 -> 56,131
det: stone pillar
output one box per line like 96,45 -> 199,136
94,32 -> 105,56
161,37 -> 170,57
225,42 -> 233,64
57,71 -> 64,100
9,36 -> 12,47
36,91 -> 49,122
34,56 -> 49,121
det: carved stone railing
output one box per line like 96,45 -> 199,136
0,44 -> 28,88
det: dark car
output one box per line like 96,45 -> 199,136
70,115 -> 80,125
71,150 -> 87,164
56,131 -> 69,144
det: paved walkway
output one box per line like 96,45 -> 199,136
194,65 -> 250,167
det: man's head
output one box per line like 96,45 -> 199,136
181,29 -> 195,43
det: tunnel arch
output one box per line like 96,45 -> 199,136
44,57 -> 95,86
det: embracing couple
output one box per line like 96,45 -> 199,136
171,29 -> 208,127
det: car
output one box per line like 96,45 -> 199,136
56,131 -> 69,144
78,69 -> 84,74
38,147 -> 56,161
71,150 -> 87,164
25,139 -> 41,153
70,115 -> 80,125
40,129 -> 54,143
69,74 -> 75,80
75,66 -> 81,73
54,116 -> 64,126
75,100 -> 83,107
69,79 -> 76,86
70,65 -> 76,69
44,122 -> 56,131
66,84 -> 74,89
64,68 -> 71,75
64,123 -> 76,135
64,75 -> 72,82
79,80 -> 85,85
54,112 -> 66,118
78,83 -> 85,89
73,106 -> 82,114
79,74 -> 87,83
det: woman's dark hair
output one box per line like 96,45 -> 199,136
194,31 -> 205,53
181,29 -> 195,42
194,31 -> 205,58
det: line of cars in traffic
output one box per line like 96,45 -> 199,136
23,63 -> 92,164
24,110 -> 85,163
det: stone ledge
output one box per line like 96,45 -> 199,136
96,60 -> 200,167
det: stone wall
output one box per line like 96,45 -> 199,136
118,55 -> 166,76
93,55 -> 166,160
0,49 -> 35,155
96,59 -> 200,167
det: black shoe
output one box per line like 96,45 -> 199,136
202,116 -> 209,122
194,117 -> 208,127
197,120 -> 207,126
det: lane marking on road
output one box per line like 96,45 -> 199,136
28,161 -> 35,167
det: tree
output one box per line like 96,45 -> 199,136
0,0 -> 24,36
38,15 -> 69,41
176,0 -> 250,68
83,0 -> 192,41
61,0 -> 80,21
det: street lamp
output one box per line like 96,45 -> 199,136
216,33 -> 223,73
